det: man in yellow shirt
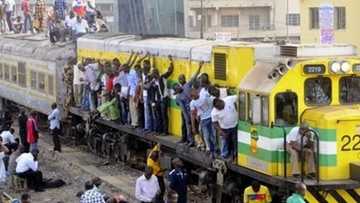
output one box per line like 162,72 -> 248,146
147,144 -> 165,203
244,181 -> 272,203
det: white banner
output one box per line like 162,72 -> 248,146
319,4 -> 334,44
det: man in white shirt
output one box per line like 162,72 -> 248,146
4,0 -> 15,32
211,95 -> 238,160
16,149 -> 44,192
48,103 -> 61,152
135,166 -> 160,203
286,123 -> 315,178
0,128 -> 17,170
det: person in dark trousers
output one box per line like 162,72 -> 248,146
18,111 -> 29,152
16,149 -> 44,192
48,103 -> 61,152
148,55 -> 174,134
169,158 -> 188,203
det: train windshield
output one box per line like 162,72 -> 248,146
340,76 -> 360,104
305,77 -> 331,105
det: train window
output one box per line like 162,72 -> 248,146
18,62 -> 26,87
11,65 -> 17,83
31,71 -> 37,89
239,92 -> 246,120
305,77 -> 331,105
275,92 -> 298,126
0,63 -> 3,79
214,53 -> 227,80
48,75 -> 54,95
340,76 -> 360,104
248,93 -> 269,125
4,64 -> 9,81
38,73 -> 45,91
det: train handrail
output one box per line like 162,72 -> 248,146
300,129 -> 320,183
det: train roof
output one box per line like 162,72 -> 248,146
78,33 -> 260,62
0,34 -> 74,62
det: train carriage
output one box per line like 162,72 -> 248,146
0,35 -> 73,114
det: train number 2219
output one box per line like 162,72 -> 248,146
341,135 -> 360,151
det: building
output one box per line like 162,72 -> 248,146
115,0 -> 184,36
300,1 -> 359,50
184,0 -> 300,41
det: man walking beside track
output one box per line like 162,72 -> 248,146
48,103 -> 61,152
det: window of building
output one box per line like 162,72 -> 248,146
4,64 -> 10,81
249,15 -> 260,30
340,76 -> 360,104
335,7 -> 346,29
248,93 -> 269,126
239,92 -> 246,120
275,92 -> 298,126
11,65 -> 17,83
188,16 -> 194,27
31,70 -> 37,89
221,15 -> 239,27
18,62 -> 26,87
305,77 -> 331,105
207,15 -> 212,28
287,13 -> 300,26
0,63 -> 3,79
310,7 -> 319,29
38,72 -> 45,91
48,75 -> 54,95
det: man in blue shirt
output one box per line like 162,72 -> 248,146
174,61 -> 203,146
169,158 -> 188,203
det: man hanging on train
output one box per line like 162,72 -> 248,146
173,61 -> 203,146
286,123 -> 316,179
148,55 -> 174,134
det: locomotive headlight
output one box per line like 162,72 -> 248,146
330,62 -> 341,73
341,62 -> 351,73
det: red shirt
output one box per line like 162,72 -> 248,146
26,117 -> 38,144
21,0 -> 30,15
106,74 -> 115,92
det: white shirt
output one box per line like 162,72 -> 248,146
0,130 -> 15,144
73,64 -> 85,85
135,175 -> 160,202
65,16 -> 76,29
48,108 -> 60,130
211,95 -> 238,129
84,63 -> 100,91
16,153 -> 38,173
5,0 -> 15,12
73,19 -> 88,34
286,127 -> 311,145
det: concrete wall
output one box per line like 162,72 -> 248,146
300,0 -> 360,51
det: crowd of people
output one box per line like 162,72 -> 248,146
0,0 -> 108,44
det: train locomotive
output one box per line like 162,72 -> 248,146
1,33 -> 360,202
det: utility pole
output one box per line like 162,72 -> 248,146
200,0 -> 204,39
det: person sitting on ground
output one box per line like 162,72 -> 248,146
15,149 -> 44,192
13,16 -> 23,33
80,179 -> 105,203
0,127 -> 17,150
286,122 -> 315,179
135,166 -> 160,203
286,182 -> 307,203
243,181 -> 272,203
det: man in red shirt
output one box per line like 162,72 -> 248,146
21,0 -> 33,33
26,111 -> 39,151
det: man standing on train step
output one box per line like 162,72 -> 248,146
286,123 -> 316,179
26,112 -> 39,152
48,103 -> 61,152
211,95 -> 238,161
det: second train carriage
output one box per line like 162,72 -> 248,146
0,35 -> 73,114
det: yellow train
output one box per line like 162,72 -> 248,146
78,34 -> 360,202
0,33 -> 360,202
